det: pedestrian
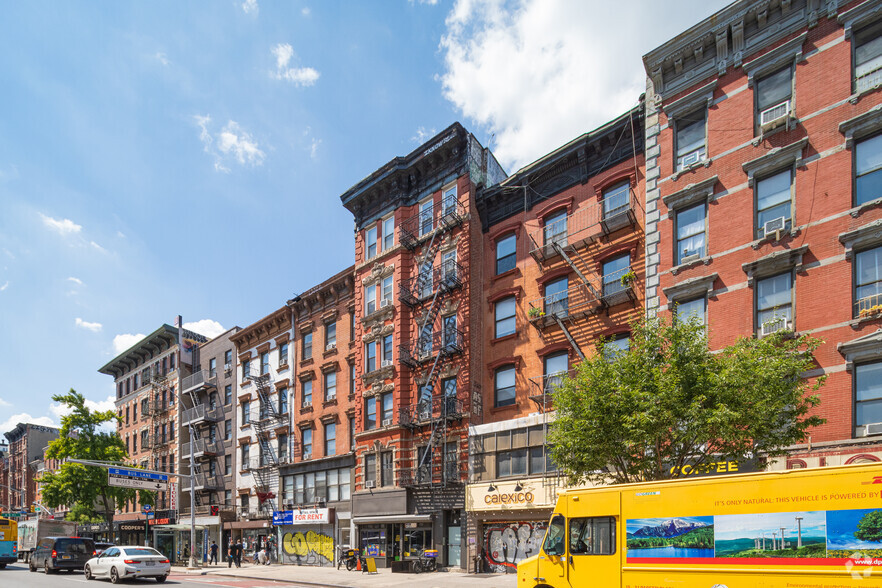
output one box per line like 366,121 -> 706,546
253,543 -> 260,565
209,540 -> 219,565
258,547 -> 267,565
235,539 -> 243,568
228,538 -> 234,568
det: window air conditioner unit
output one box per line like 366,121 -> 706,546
382,418 -> 393,427
678,149 -> 702,170
326,343 -> 336,351
302,452 -> 311,460
381,360 -> 393,368
760,101 -> 790,131
381,299 -> 392,308
364,480 -> 376,489
326,393 -> 336,401
680,251 -> 701,265
760,318 -> 791,337
859,422 -> 882,437
764,217 -> 786,238
224,369 -> 232,378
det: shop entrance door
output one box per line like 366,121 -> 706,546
447,525 -> 461,567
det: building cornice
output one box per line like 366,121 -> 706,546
231,307 -> 291,351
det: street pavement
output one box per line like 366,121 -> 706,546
170,561 -> 518,588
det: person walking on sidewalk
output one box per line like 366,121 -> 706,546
234,539 -> 243,568
209,541 -> 219,565
227,539 -> 234,568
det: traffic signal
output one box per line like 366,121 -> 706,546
210,506 -> 219,516
29,505 -> 34,513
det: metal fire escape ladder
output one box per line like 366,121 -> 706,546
547,241 -> 590,360
245,373 -> 282,515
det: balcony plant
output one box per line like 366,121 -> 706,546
620,269 -> 637,287
860,304 -> 882,318
528,307 -> 545,320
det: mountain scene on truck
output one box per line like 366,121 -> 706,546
626,517 -> 714,558
714,511 -> 827,558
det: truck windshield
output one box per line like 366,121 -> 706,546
543,514 -> 566,556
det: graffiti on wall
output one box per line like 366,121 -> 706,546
281,529 -> 335,566
483,521 -> 548,572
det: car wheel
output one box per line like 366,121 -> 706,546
110,566 -> 120,584
44,560 -> 52,574
156,576 -> 167,583
29,561 -> 36,572
84,564 -> 93,580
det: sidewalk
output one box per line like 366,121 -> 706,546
170,562 -> 517,587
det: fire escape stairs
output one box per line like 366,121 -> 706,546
246,373 -> 283,515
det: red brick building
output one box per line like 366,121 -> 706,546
643,0 -> 882,468
340,123 -> 506,569
3,424 -> 59,516
469,107 -> 645,572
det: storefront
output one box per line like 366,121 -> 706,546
225,518 -> 273,563
152,523 -> 210,565
78,522 -> 111,542
274,508 -> 335,566
466,478 -> 563,573
352,487 -> 465,569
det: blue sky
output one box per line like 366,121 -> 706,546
0,0 -> 728,434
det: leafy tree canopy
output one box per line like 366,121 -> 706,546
548,316 -> 825,485
855,510 -> 882,543
41,389 -> 154,523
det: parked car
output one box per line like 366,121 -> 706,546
94,542 -> 114,555
28,536 -> 96,574
84,545 -> 170,583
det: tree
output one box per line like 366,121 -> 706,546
547,316 -> 825,485
40,390 -> 154,524
855,510 -> 882,543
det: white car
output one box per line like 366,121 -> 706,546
84,545 -> 170,584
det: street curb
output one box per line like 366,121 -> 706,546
172,568 -> 353,587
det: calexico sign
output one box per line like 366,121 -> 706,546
467,480 -> 559,512
484,491 -> 535,505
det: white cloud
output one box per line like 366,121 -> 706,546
301,7 -> 311,16
242,0 -> 258,15
0,281 -> 7,292
0,413 -> 56,436
89,240 -> 107,253
112,333 -> 146,355
271,43 -> 320,87
49,395 -> 115,421
410,0 -> 439,4
438,0 -> 727,170
67,276 -> 83,285
39,213 -> 82,236
193,115 -> 264,172
183,319 -> 226,339
412,126 -> 437,144
75,317 -> 103,332
2,248 -> 13,259
155,52 -> 169,66
310,137 -> 321,159
0,398 -> 11,407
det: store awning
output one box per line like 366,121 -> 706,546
352,514 -> 433,525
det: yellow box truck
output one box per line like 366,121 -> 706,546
517,462 -> 882,587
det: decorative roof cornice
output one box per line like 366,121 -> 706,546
230,307 -> 292,351
98,323 -> 206,379
287,266 -> 356,321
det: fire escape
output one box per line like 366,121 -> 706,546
245,373 -> 288,516
180,370 -> 224,512
146,371 -> 174,510
397,194 -> 467,490
526,188 -> 639,363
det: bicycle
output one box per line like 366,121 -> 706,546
413,549 -> 438,573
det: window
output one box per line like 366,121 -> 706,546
366,226 -> 377,259
225,350 -> 233,371
442,315 -> 457,349
544,209 -> 567,246
224,384 -> 232,405
141,398 -> 148,414
326,323 -> 337,349
279,387 -> 288,414
349,416 -> 355,451
570,517 -> 616,556
242,400 -> 251,425
755,66 -> 792,132
365,283 -> 378,315
365,341 -> 377,373
381,277 -> 393,307
544,352 -> 568,395
602,254 -> 631,297
225,455 -> 232,476
382,334 -> 393,365
857,362 -> 882,426
141,430 -> 148,448
133,374 -> 139,389
544,276 -> 569,318
381,451 -> 394,486
302,380 -> 312,407
857,247 -> 882,316
756,272 -> 793,335
132,403 -> 137,421
494,366 -> 516,407
675,298 -> 706,325
209,391 -> 218,410
442,377 -> 457,399
419,261 -> 433,299
382,216 -> 395,251
855,21 -> 882,92
602,181 -> 630,220
419,199 -> 434,236
381,391 -> 393,424
497,448 -> 528,477
242,359 -> 251,380
302,333 -> 312,360
856,134 -> 882,206
756,169 -> 792,238
169,353 -> 175,371
441,249 -> 457,284
365,454 -> 377,486
324,371 -> 336,400
350,363 -> 356,396
278,434 -> 288,462
365,396 -> 377,430
125,406 -> 129,425
325,423 -> 336,457
209,358 -> 217,378
604,334 -> 630,361
495,296 -> 516,338
676,111 -> 707,170
279,342 -> 289,366
676,203 -> 706,264
302,429 -> 313,458
241,444 -> 250,468
224,419 -> 232,440
544,515 -> 566,556
496,233 -> 516,274
442,185 -> 457,215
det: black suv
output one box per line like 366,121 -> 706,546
29,536 -> 96,574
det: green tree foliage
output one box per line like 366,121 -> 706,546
548,316 -> 825,485
855,510 -> 882,543
40,389 -> 154,523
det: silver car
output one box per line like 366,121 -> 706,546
84,545 -> 170,583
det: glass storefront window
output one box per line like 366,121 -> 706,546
361,529 -> 387,557
403,527 -> 432,557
